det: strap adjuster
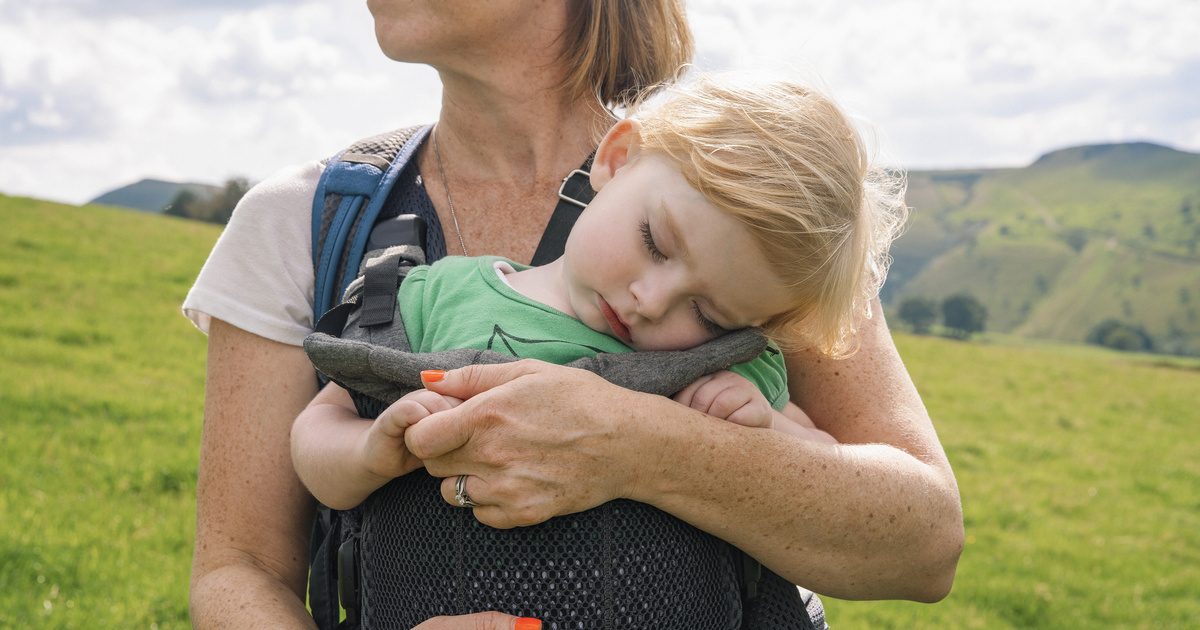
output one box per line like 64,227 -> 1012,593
558,169 -> 593,209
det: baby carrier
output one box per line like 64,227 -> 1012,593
306,126 -> 827,629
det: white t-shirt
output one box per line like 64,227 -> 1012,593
182,160 -> 325,346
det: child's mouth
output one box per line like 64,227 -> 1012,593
598,296 -> 632,344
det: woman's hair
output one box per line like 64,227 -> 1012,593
634,75 -> 909,358
559,0 -> 693,108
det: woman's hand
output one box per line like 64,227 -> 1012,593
412,613 -> 541,630
406,360 -> 645,529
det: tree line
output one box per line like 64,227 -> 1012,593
163,177 -> 251,225
896,293 -> 1160,353
896,294 -> 988,340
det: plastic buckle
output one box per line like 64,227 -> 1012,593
557,169 -> 592,208
338,536 -> 361,616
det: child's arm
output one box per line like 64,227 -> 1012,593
291,382 -> 460,509
673,371 -> 837,444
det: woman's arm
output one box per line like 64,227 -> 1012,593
190,319 -> 319,628
408,300 -> 962,602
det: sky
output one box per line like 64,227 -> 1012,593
2,0 -> 1198,205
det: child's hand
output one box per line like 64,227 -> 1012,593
360,389 -> 462,480
673,370 -> 774,429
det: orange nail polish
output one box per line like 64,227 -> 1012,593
421,369 -> 446,383
514,619 -> 542,630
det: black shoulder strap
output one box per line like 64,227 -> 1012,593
530,159 -> 595,266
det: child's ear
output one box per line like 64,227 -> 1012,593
590,118 -> 642,192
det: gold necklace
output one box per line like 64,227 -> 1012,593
432,126 -> 469,256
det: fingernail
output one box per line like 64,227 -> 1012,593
515,619 -> 542,630
420,369 -> 446,383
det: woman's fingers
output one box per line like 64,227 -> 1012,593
406,361 -> 546,459
437,474 -> 552,530
438,474 -> 489,509
410,612 -> 542,630
420,360 -> 545,401
408,362 -> 645,525
376,391 -> 461,438
404,402 -> 477,461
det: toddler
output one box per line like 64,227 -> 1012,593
293,74 -> 907,512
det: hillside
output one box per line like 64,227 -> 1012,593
88,178 -> 219,213
889,142 -> 1200,355
1,193 -> 1198,627
0,194 -> 220,627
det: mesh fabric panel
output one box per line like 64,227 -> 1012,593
360,471 -> 747,629
346,128 -> 418,162
806,588 -> 828,630
741,569 -> 814,629
379,157 -> 448,263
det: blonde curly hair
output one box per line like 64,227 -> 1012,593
633,75 -> 908,357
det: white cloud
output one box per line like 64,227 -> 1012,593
686,0 -> 1200,168
0,0 -> 1197,204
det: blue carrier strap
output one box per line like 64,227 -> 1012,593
311,124 -> 432,323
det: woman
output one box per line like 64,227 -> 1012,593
185,1 -> 963,627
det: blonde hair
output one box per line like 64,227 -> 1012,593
558,0 -> 694,108
634,75 -> 908,357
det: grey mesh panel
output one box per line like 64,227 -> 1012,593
346,127 -> 418,162
380,157 -> 448,263
741,571 -> 816,629
360,471 -> 764,629
349,375 -> 811,628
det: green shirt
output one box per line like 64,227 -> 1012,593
398,256 -> 789,409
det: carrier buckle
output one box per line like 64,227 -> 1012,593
557,169 -> 593,208
338,535 -> 361,618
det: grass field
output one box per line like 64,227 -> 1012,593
2,195 -> 1198,628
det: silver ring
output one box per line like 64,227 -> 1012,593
454,475 -> 478,508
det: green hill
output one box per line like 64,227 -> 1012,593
1,194 -> 1197,627
890,142 -> 1200,355
0,194 -> 219,627
88,178 -> 219,213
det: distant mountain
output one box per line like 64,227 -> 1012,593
888,141 -> 1200,355
88,178 -> 219,213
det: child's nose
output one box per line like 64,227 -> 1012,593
630,273 -> 679,321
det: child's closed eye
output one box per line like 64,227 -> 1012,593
639,220 -> 667,262
692,302 -> 729,336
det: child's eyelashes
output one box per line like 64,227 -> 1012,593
639,220 -> 667,263
638,217 -> 727,337
692,302 -> 728,336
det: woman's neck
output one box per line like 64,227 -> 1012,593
433,68 -> 612,186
